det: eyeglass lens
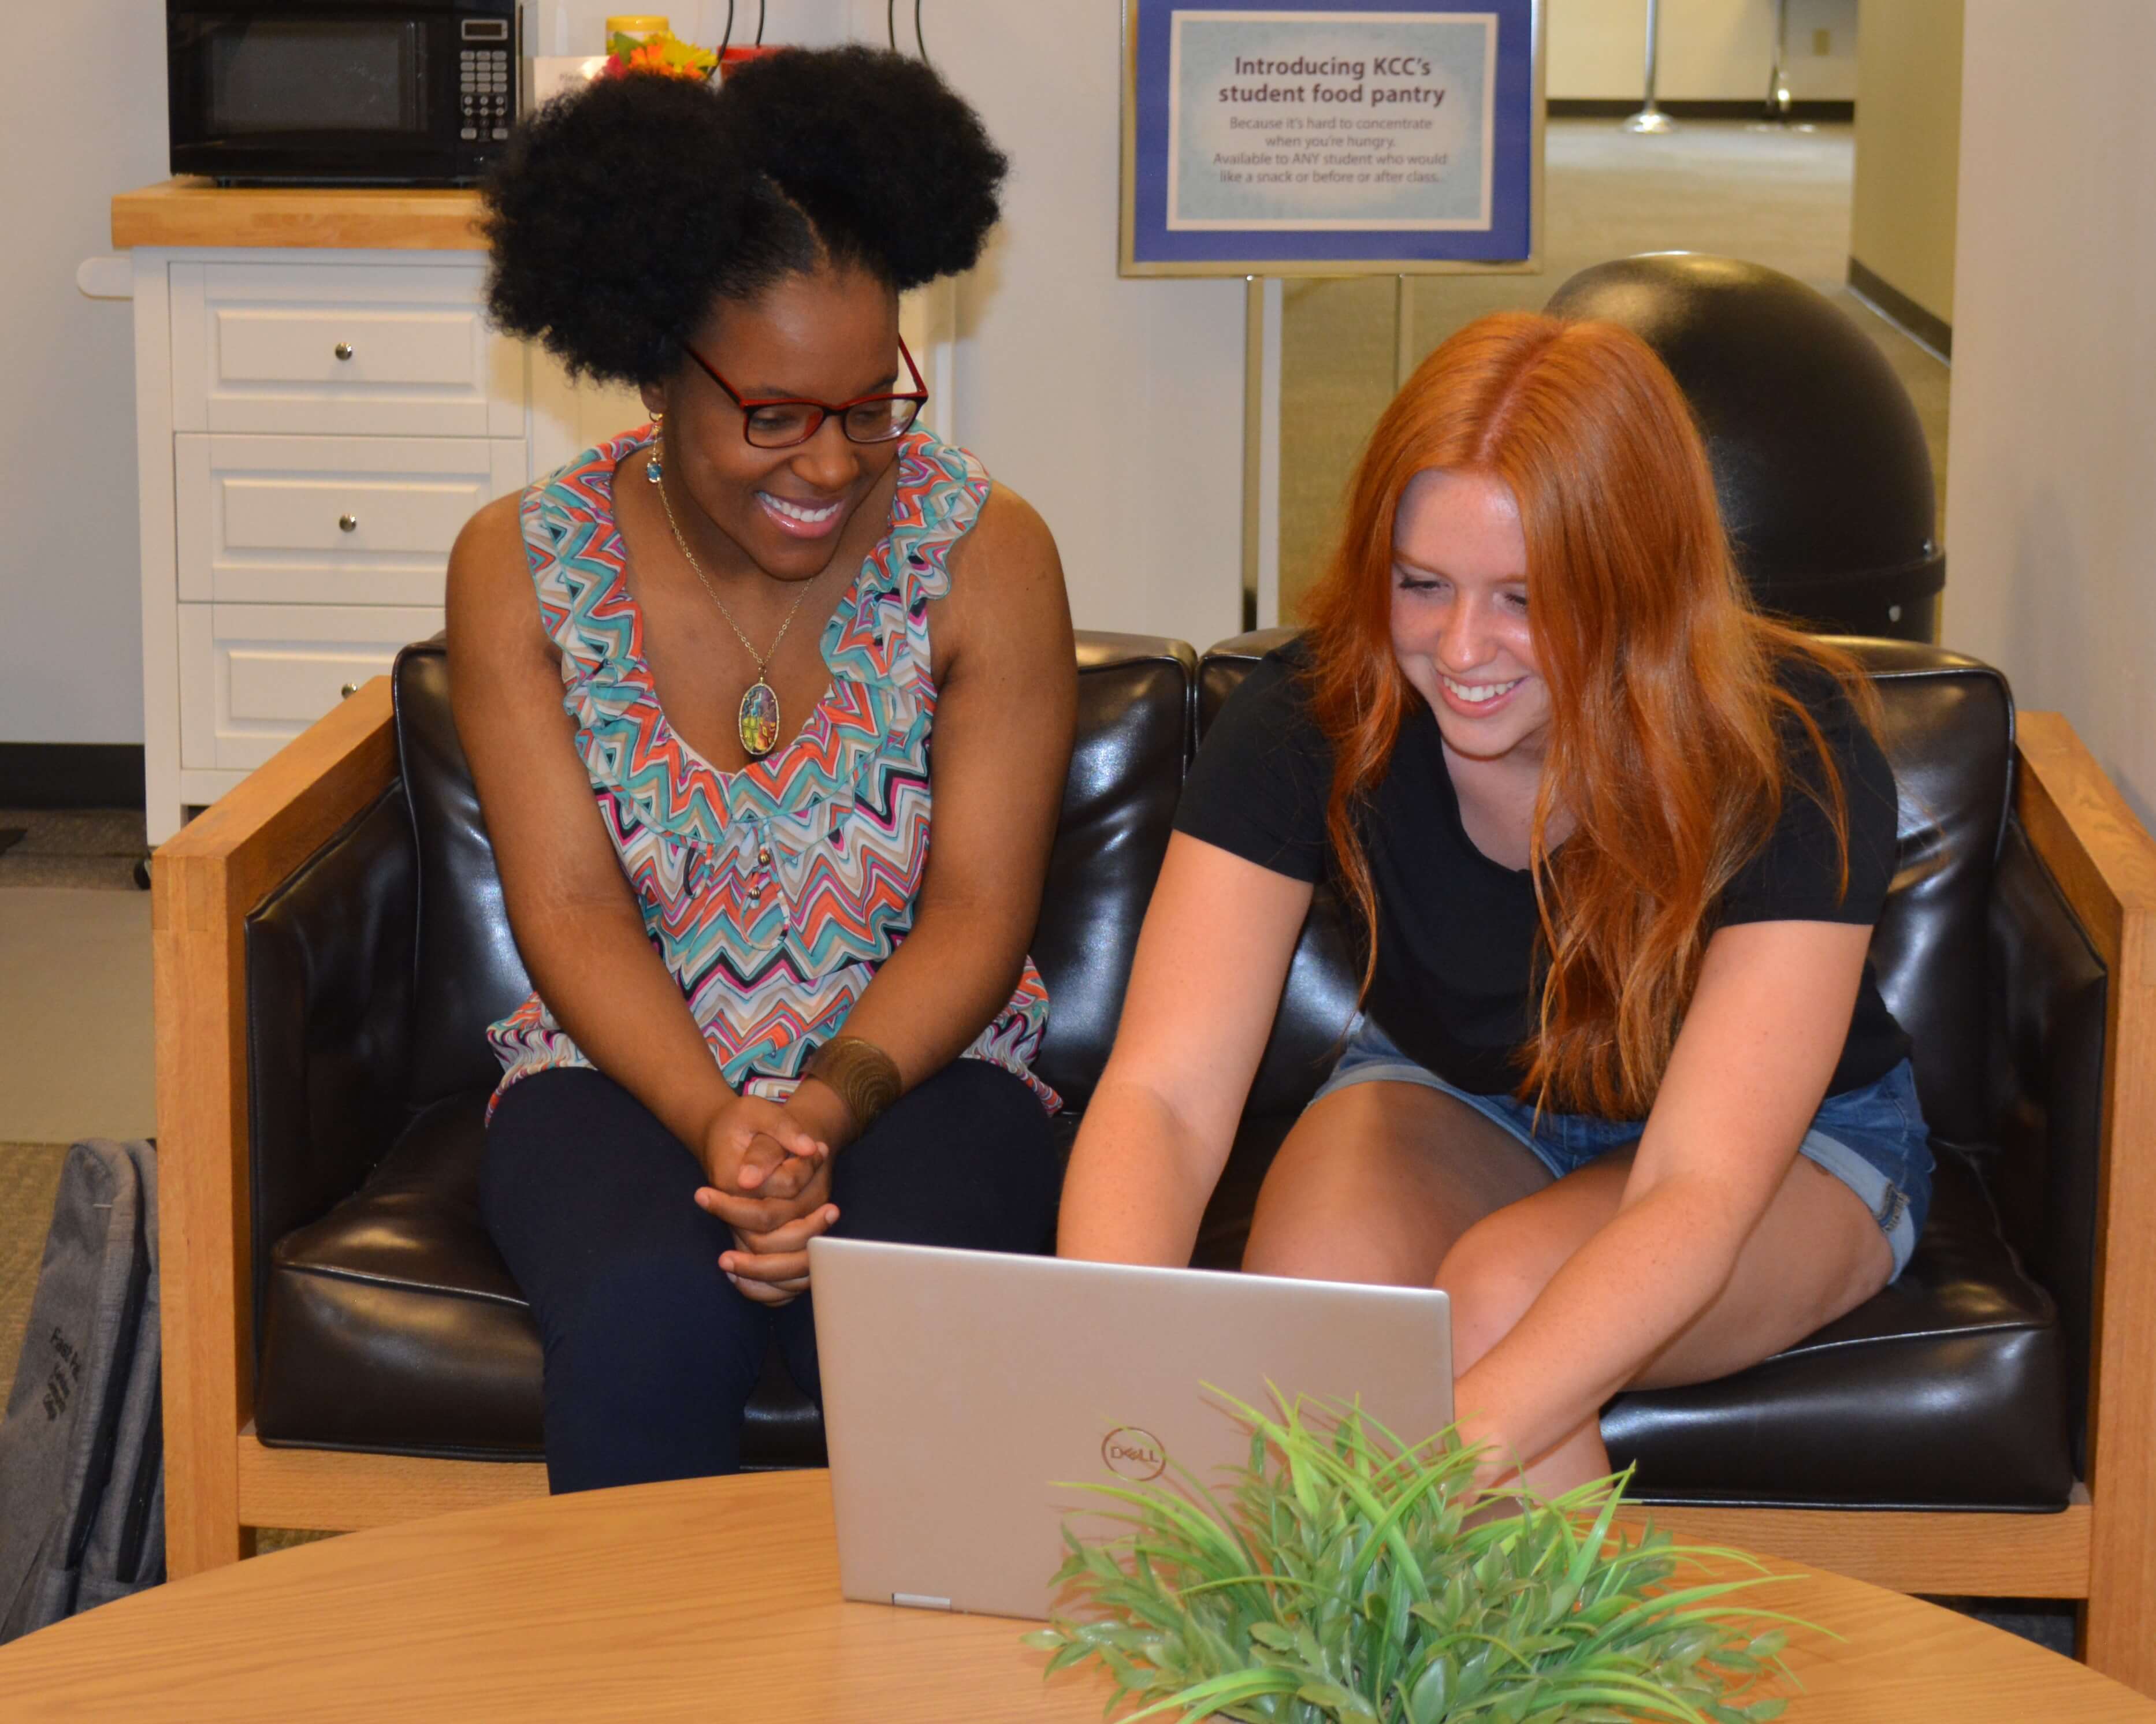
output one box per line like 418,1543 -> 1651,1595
745,397 -> 923,449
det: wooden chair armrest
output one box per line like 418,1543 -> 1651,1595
2014,710 -> 2156,1685
2017,712 -> 2156,986
153,677 -> 397,1577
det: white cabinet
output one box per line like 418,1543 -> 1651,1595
174,434 -> 526,606
140,248 -> 520,839
170,260 -> 526,437
134,244 -> 642,842
177,604 -> 447,771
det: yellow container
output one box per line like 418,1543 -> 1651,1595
605,16 -> 670,43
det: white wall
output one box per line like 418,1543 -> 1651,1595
0,0 -> 169,744
869,3 -> 1247,647
1945,0 -> 2156,824
1848,0 -> 1961,325
1550,0 -> 1857,102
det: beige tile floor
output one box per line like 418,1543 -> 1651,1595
0,813 -> 157,1388
0,884 -> 155,1145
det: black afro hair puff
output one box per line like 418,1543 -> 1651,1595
481,48 -> 1007,386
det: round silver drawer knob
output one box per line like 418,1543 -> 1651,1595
338,513 -> 359,533
334,341 -> 355,360
340,683 -> 359,699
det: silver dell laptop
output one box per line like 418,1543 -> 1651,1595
808,1237 -> 1454,1621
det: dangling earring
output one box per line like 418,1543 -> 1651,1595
646,409 -> 665,484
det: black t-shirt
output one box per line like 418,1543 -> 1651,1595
1174,644 -> 1909,1107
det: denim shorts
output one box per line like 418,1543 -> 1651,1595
1310,1015 -> 1935,1279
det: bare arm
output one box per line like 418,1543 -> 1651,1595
1452,918 -> 1873,1469
1057,833 -> 1314,1265
445,496 -> 817,1174
772,483 -> 1078,1148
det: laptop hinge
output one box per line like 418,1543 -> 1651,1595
891,1592 -> 954,1611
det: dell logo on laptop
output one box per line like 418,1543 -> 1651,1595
1102,1427 -> 1168,1481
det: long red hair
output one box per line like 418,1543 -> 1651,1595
1302,311 -> 1878,1119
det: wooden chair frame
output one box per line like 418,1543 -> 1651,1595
154,677 -> 2156,1693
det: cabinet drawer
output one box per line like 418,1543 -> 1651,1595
171,260 -> 525,437
176,434 -> 526,605
178,604 -> 443,772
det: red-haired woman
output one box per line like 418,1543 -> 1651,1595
1057,311 -> 1931,1492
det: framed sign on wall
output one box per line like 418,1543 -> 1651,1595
1121,0 -> 1544,277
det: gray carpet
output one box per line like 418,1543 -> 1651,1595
0,808 -> 150,892
0,889 -> 156,1144
0,1142 -> 68,1401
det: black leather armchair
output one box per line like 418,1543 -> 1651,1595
151,628 -> 2156,1694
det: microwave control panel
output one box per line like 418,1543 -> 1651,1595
460,43 -> 513,143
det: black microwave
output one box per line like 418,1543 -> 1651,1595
168,1 -> 521,185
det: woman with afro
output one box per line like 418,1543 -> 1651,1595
451,49 -> 1075,1491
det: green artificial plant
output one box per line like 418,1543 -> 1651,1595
1025,1391 -> 1813,1724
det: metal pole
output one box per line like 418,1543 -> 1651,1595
1240,278 -> 1283,632
1623,0 -> 1675,134
1768,0 -> 1792,117
1241,277 -> 1264,634
1750,0 -> 1817,133
1393,275 -> 1416,391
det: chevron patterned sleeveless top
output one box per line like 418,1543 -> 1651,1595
486,426 -> 1059,1115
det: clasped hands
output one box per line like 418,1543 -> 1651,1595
693,1090 -> 845,1306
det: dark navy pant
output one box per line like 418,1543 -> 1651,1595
481,1060 -> 1061,1494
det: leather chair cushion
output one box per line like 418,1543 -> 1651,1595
1854,641 -> 2013,1148
1191,1130 -> 2069,1507
246,785 -> 417,1357
1601,1149 -> 2070,1508
1023,634 -> 1195,1111
256,1089 -> 824,1468
261,1097 -> 2071,1505
395,645 -> 539,1111
1985,819 -> 2107,1476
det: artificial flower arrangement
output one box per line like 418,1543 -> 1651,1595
1028,1391 -> 1812,1723
601,28 -> 718,80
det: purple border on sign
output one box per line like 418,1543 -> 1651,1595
1132,0 -> 1535,265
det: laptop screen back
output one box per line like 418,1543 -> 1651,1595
811,1238 -> 1453,1620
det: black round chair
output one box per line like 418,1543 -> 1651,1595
1545,254 -> 1942,642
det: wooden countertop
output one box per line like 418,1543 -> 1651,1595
111,178 -> 487,251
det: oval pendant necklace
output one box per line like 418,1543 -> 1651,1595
650,419 -> 814,761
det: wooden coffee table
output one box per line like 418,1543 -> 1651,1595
0,1470 -> 2148,1721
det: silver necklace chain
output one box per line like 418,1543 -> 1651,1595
650,427 -> 813,679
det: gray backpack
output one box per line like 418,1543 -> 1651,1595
0,1139 -> 165,1641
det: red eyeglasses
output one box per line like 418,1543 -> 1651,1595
682,335 -> 930,448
